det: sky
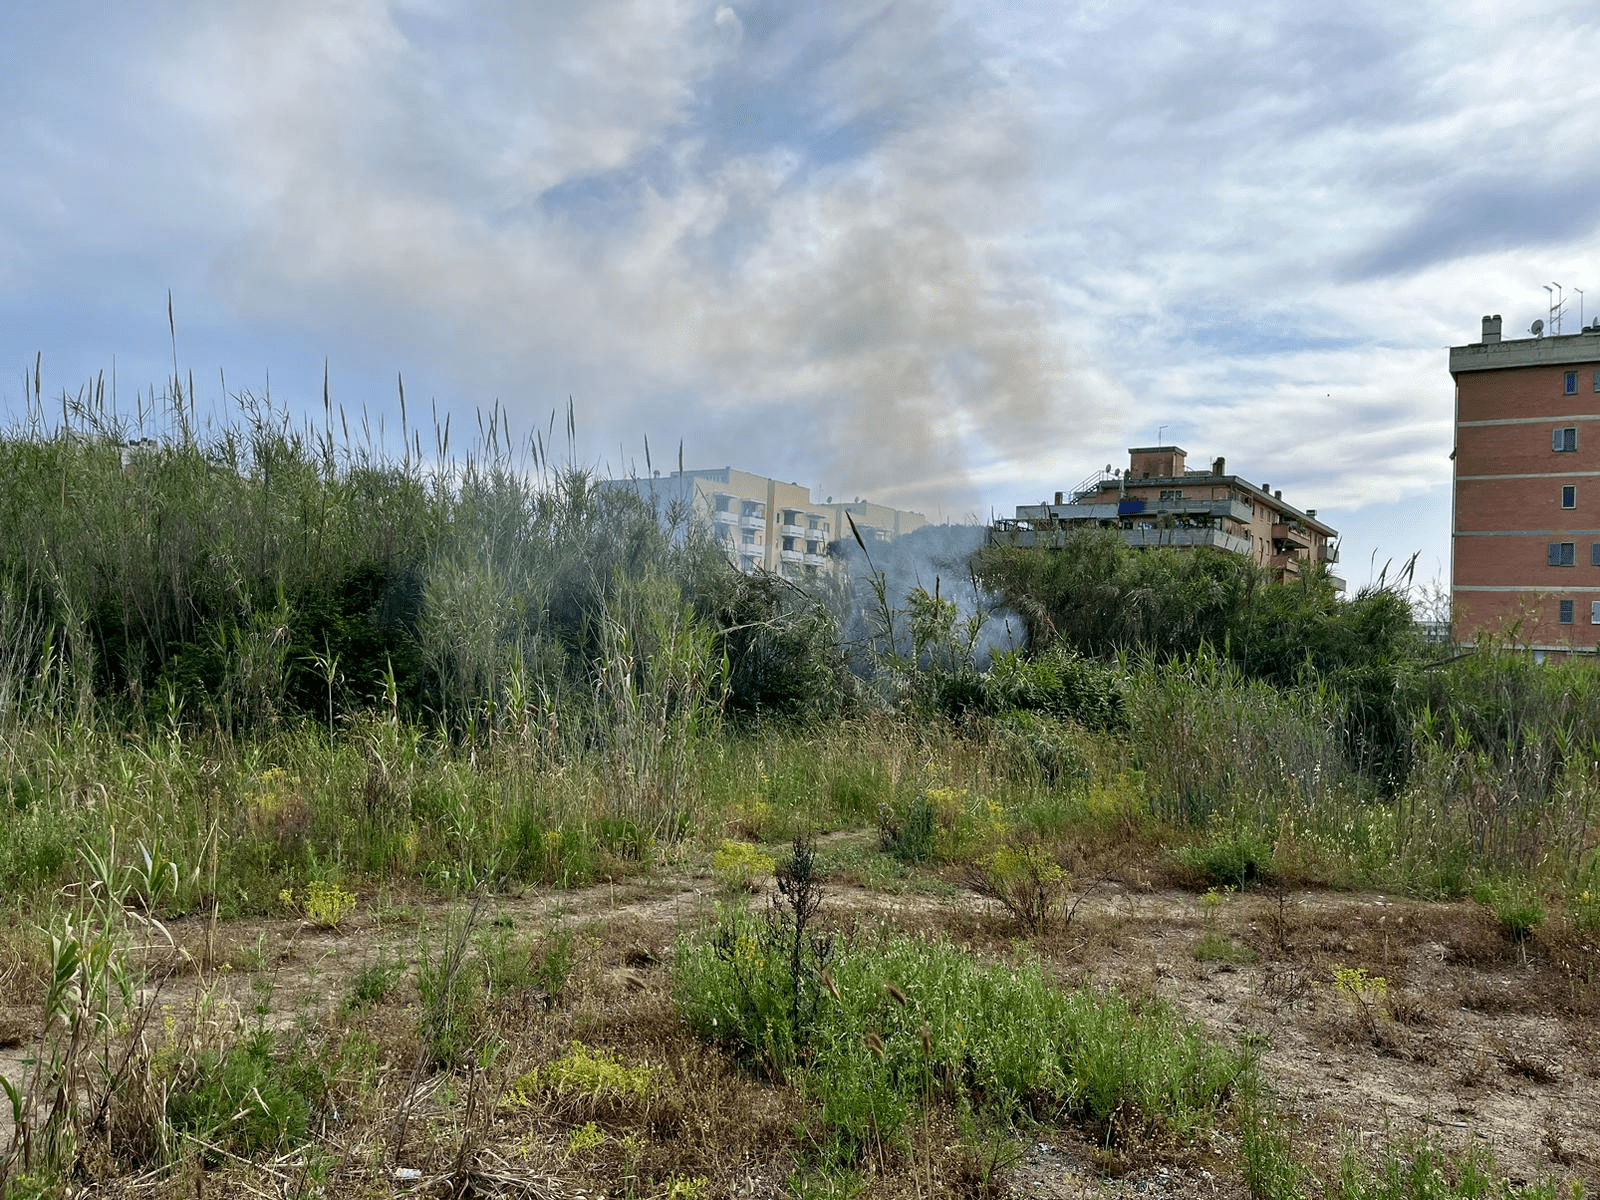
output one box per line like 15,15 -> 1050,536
5,0 -> 1600,597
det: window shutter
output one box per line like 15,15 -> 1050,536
1550,542 -> 1562,565
1556,428 -> 1565,450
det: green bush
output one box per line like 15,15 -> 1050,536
981,645 -> 1127,731
1473,879 -> 1545,943
167,1030 -> 312,1159
988,710 -> 1093,789
675,916 -> 1248,1161
1178,828 -> 1274,890
877,795 -> 937,865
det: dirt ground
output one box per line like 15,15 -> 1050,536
1,835 -> 1595,1197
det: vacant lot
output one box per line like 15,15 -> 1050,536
5,828 -> 1589,1199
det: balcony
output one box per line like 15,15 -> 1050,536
804,552 -> 829,566
1015,498 -> 1250,525
780,548 -> 804,563
1269,552 -> 1305,575
989,526 -> 1251,555
1319,543 -> 1340,564
740,514 -> 765,530
1152,497 -> 1252,523
780,522 -> 805,538
1272,522 -> 1310,549
1124,527 -> 1252,554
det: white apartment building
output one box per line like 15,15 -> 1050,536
604,467 -> 926,578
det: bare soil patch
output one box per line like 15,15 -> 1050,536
3,844 -> 1594,1197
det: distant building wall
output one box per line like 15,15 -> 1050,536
990,446 -> 1340,587
1451,314 -> 1600,654
602,467 -> 925,580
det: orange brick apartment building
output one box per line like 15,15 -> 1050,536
990,446 -> 1341,587
1452,313 -> 1600,653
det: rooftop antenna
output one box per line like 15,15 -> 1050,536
1157,423 -> 1167,443
1577,287 -> 1586,330
1530,318 -> 1545,338
1548,282 -> 1566,335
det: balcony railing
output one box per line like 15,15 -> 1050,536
989,526 -> 1251,556
804,552 -> 829,566
1319,543 -> 1340,563
1015,498 -> 1251,525
740,514 -> 765,529
780,522 -> 805,537
1272,522 -> 1310,549
780,549 -> 804,563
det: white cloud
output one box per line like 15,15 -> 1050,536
5,0 -> 1600,583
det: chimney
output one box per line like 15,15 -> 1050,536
1274,490 -> 1283,500
1481,314 -> 1502,344
1053,491 -> 1063,505
1212,456 -> 1225,475
1306,508 -> 1317,518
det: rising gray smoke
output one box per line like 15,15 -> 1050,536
832,522 -> 1022,671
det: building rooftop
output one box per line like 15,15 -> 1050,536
1450,313 -> 1600,375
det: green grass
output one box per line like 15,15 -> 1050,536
1333,1138 -> 1580,1200
674,912 -> 1250,1163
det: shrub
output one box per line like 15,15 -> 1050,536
877,794 -> 937,865
988,710 -> 1093,789
675,917 -> 1248,1161
167,1029 -> 312,1160
714,840 -> 778,893
981,645 -> 1128,731
1178,828 -> 1274,890
1473,879 -> 1545,942
416,911 -> 487,1068
963,840 -> 1068,933
503,1041 -> 654,1117
283,879 -> 358,929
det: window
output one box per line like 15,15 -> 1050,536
1566,371 -> 1579,395
1560,599 -> 1575,624
1549,541 -> 1576,566
1554,426 -> 1578,452
1159,489 -> 1184,502
1594,369 -> 1600,392
1591,543 -> 1600,566
1591,601 -> 1600,624
1563,485 -> 1578,509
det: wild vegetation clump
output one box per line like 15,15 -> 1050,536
674,847 -> 1248,1166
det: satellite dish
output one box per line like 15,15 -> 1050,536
1531,319 -> 1545,337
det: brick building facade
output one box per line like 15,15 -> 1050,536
1451,314 -> 1600,652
